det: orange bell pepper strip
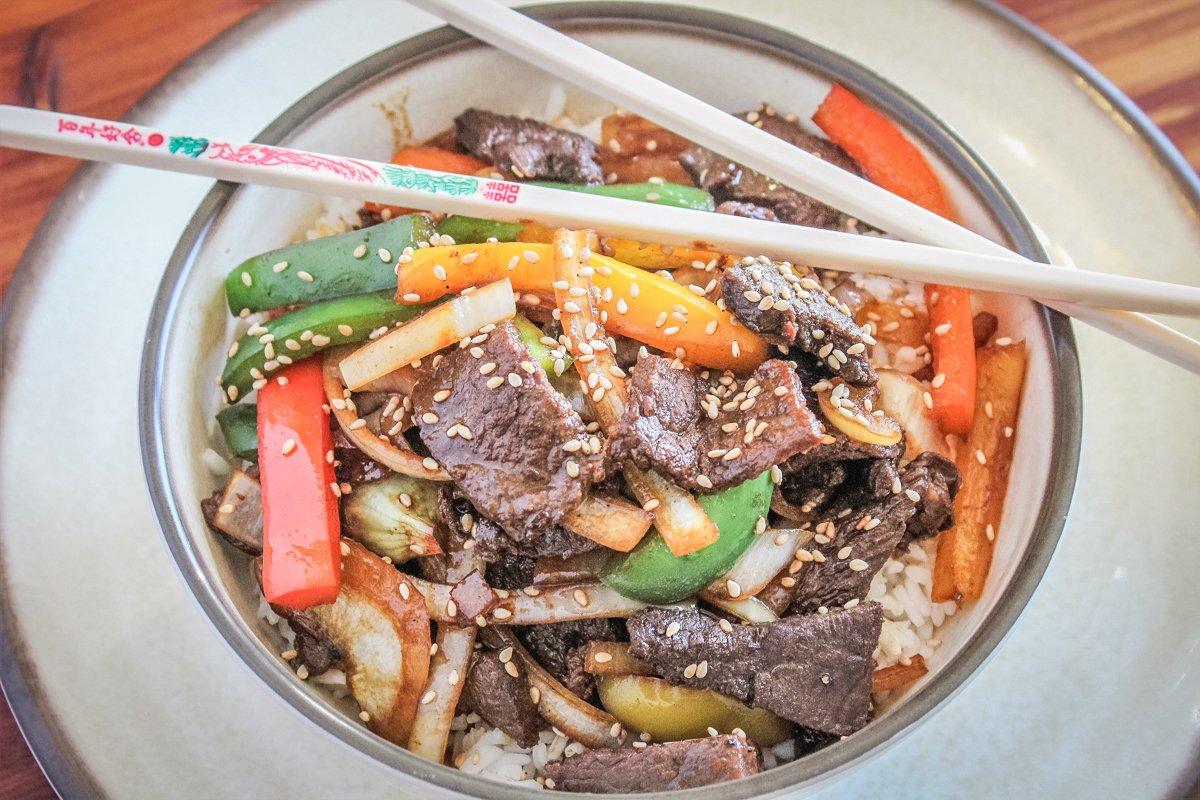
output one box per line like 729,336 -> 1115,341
257,358 -> 341,609
814,83 -> 975,433
397,242 -> 768,372
364,146 -> 488,218
519,222 -> 729,272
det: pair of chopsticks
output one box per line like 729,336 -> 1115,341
0,6 -> 1197,372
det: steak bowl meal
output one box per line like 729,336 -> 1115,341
148,23 -> 1074,797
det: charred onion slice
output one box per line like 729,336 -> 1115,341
817,380 -> 902,447
482,626 -> 622,749
263,540 -> 431,745
582,642 -> 655,677
551,228 -> 716,556
322,346 -> 449,481
407,624 -> 476,761
705,527 -> 816,600
340,277 -> 517,390
559,493 -> 652,553
875,368 -> 951,459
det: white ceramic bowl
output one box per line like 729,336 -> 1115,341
141,6 -> 1080,798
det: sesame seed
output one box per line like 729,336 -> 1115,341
423,457 -> 439,471
566,461 -> 579,478
995,336 -> 1013,346
240,272 -> 252,287
629,283 -> 640,298
849,559 -> 869,572
726,579 -> 742,598
665,622 -> 681,637
931,373 -> 947,388
837,546 -> 852,559
348,419 -> 367,430
773,385 -> 789,396
905,488 -> 921,502
642,498 -> 661,512
378,248 -> 392,262
696,475 -> 713,489
563,301 -> 582,314
479,362 -> 497,375
976,449 -> 987,465
401,292 -> 421,303
573,588 -> 590,607
594,651 -> 613,664
280,438 -> 296,456
683,663 -> 698,679
922,391 -> 934,409
524,249 -> 540,263
433,389 -> 451,402
934,322 -> 952,335
493,607 -> 513,620
986,523 -> 996,541
311,334 -> 330,347
696,660 -> 709,678
420,690 -> 437,705
507,373 -> 522,387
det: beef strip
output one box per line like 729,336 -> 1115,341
455,108 -> 603,184
333,428 -> 391,486
449,569 -> 500,623
612,354 -> 823,492
517,619 -> 625,702
898,451 -> 960,544
715,200 -> 778,221
486,555 -> 535,591
627,604 -> 883,736
461,650 -> 544,747
679,105 -> 859,229
782,426 -> 902,473
285,611 -> 343,675
722,256 -> 876,385
794,726 -> 840,757
542,735 -> 760,793
411,321 -> 604,540
774,460 -> 849,523
438,488 -> 598,565
200,467 -> 263,555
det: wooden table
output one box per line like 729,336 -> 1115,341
0,1 -> 1196,797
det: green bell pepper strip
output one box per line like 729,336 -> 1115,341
512,314 -> 572,375
224,215 -> 435,314
220,290 -> 428,402
436,215 -> 522,244
600,472 -> 772,605
216,403 -> 259,462
530,181 -> 715,212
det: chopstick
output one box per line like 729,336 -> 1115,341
4,104 -> 1200,322
408,0 -> 1200,373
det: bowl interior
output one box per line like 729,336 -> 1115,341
143,8 -> 1078,800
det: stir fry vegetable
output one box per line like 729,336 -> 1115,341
872,655 -> 928,693
257,359 -> 341,609
705,527 -> 815,600
814,84 -> 976,435
341,474 -> 442,563
601,472 -> 772,605
932,342 -> 1026,602
596,674 -> 790,746
339,278 -> 516,390
399,243 -> 768,371
552,227 -> 711,554
582,641 -> 654,677
519,222 -> 727,272
512,313 -> 571,375
225,215 -> 435,314
436,214 -> 522,244
530,181 -> 715,211
220,290 -> 428,403
559,493 -> 653,553
216,403 -> 258,462
816,380 -> 903,447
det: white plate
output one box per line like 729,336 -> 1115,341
2,2 -> 1197,798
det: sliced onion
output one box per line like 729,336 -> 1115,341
322,347 -> 450,481
409,578 -> 646,626
483,626 -> 621,749
407,624 -> 477,762
876,368 -> 951,460
532,550 -> 609,586
582,641 -> 655,677
700,593 -> 779,624
706,528 -> 815,599
357,364 -> 424,395
339,278 -> 516,390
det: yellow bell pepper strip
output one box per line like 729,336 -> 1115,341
518,222 -> 730,272
398,243 -> 768,372
552,228 -> 714,556
257,358 -> 341,610
813,83 -> 975,434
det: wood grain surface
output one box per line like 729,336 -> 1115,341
0,2 -> 1196,798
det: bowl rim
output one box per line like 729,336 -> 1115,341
137,4 -> 1082,799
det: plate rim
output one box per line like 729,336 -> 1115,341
140,5 -> 1078,800
12,0 -> 1197,796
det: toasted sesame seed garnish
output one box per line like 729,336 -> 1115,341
573,588 -> 590,607
492,607 -> 513,620
995,336 -> 1013,346
975,449 -> 987,465
433,389 -> 451,402
423,457 -> 439,470
848,558 -> 869,572
593,650 -> 613,664
296,270 -> 315,283
726,579 -> 742,598
420,690 -> 437,705
696,660 -> 709,678
240,272 -> 252,287
330,482 -> 342,498
401,292 -> 421,303
348,418 -> 367,430
642,498 -> 661,512
931,373 -> 947,388
337,324 -> 353,337
696,475 -> 714,489
986,523 -> 996,541
683,663 -> 698,679
279,438 -> 297,456
905,488 -> 922,502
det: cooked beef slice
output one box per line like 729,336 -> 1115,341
438,489 -> 598,564
627,605 -> 882,736
679,106 -> 858,229
782,425 -> 903,474
794,725 -> 840,757
789,492 -> 914,614
900,451 -> 961,543
715,200 -> 778,221
455,108 -> 603,184
517,619 -> 625,702
722,256 -> 876,385
450,569 -> 499,623
461,650 -> 544,747
612,355 -> 823,492
542,735 -> 760,793
271,607 -> 342,674
486,555 -> 535,591
333,428 -> 390,485
775,460 -> 849,522
411,321 -> 604,540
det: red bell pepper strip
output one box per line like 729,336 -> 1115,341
257,358 -> 341,609
813,84 -> 975,434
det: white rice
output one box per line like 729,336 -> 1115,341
241,98 -> 958,787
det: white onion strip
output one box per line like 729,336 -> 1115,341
339,277 -> 516,390
484,626 -> 621,749
407,624 -> 476,762
409,578 -> 646,626
700,592 -> 779,623
706,528 -> 815,600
